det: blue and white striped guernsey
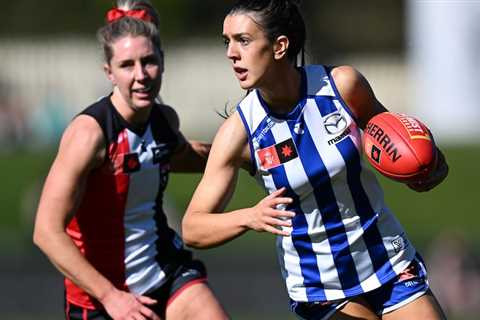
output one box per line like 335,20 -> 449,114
236,65 -> 417,302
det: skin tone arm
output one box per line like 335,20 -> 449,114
182,112 -> 295,249
332,65 -> 448,192
33,115 -> 160,320
161,104 -> 211,173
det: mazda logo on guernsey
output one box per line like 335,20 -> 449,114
324,112 -> 347,135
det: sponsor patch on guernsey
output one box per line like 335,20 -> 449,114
123,153 -> 141,173
257,138 -> 298,170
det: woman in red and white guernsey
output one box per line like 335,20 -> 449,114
33,1 -> 228,319
183,0 -> 449,319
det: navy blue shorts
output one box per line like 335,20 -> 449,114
65,260 -> 207,320
290,255 -> 429,320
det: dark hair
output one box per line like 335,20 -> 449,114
97,0 -> 162,63
228,0 -> 306,65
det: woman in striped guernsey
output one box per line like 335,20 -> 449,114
182,0 -> 448,319
33,1 -> 228,319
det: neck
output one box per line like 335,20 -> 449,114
110,88 -> 152,126
258,63 -> 302,115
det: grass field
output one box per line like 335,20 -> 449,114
0,145 -> 478,319
167,144 -> 480,252
0,145 -> 479,252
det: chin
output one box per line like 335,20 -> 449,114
238,79 -> 256,91
132,100 -> 154,110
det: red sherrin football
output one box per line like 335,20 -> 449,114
363,112 -> 437,183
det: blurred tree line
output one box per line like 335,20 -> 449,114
0,0 -> 404,59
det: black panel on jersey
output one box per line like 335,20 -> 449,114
149,106 -> 192,271
150,106 -> 178,139
79,96 -> 180,164
79,95 -> 120,149
152,209 -> 193,272
150,105 -> 180,162
79,96 -> 191,273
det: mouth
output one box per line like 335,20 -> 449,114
132,84 -> 154,98
233,67 -> 248,81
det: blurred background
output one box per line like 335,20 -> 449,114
1,0 -> 479,319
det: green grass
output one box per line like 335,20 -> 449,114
167,145 -> 480,254
375,146 -> 480,249
0,150 -> 54,228
1,146 -> 478,320
1,145 -> 479,252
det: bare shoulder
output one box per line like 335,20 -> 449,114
216,112 -> 248,147
59,115 -> 106,170
218,111 -> 247,137
63,115 -> 104,147
210,111 -> 249,168
331,65 -> 361,85
331,65 -> 387,128
330,65 -> 370,107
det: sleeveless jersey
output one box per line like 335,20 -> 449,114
66,96 -> 191,309
236,65 -> 417,302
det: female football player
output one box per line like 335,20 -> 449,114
33,1 -> 228,319
182,0 -> 448,319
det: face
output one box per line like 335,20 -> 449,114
105,35 -> 163,112
223,13 -> 275,90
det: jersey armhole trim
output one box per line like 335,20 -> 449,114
156,104 -> 183,153
325,66 -> 360,124
74,113 -> 109,167
235,107 -> 257,176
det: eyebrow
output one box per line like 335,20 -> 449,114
222,32 -> 251,39
116,53 -> 158,64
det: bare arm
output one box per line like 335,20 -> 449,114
332,65 -> 448,191
331,65 -> 387,129
33,115 -> 159,319
182,113 -> 295,249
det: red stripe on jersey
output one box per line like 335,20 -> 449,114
66,129 -> 131,309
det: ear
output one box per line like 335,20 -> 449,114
158,49 -> 165,71
273,35 -> 289,60
103,63 -> 116,85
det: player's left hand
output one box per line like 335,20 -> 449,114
407,147 -> 448,192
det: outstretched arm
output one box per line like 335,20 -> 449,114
182,112 -> 295,249
33,115 -> 160,319
332,65 -> 448,191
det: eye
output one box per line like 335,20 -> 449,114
223,38 -> 230,48
143,56 -> 159,66
239,37 -> 251,46
119,61 -> 134,69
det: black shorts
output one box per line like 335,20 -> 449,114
65,260 -> 207,320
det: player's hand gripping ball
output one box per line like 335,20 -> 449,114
363,112 -> 437,183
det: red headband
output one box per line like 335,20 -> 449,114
106,8 -> 153,23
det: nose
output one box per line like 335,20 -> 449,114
134,63 -> 147,81
226,42 -> 239,63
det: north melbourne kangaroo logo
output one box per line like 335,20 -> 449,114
294,122 -> 305,135
324,112 -> 347,135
